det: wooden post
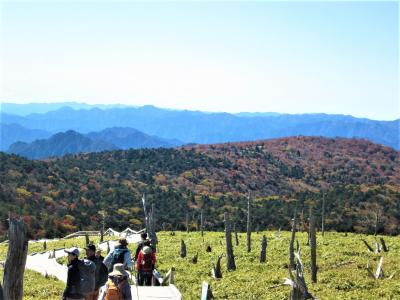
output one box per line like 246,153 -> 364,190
224,213 -> 236,271
246,194 -> 251,253
142,194 -> 150,234
321,192 -> 325,237
186,213 -> 189,233
211,255 -> 222,279
201,281 -> 214,300
0,282 -> 3,300
201,210 -> 204,237
309,207 -> 317,283
150,203 -> 158,246
43,240 -> 47,250
192,253 -> 198,264
289,214 -> 297,270
85,233 -> 90,246
260,235 -> 267,263
180,240 -> 187,258
100,228 -> 104,243
234,223 -> 239,246
3,217 -> 28,300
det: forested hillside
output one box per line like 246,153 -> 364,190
0,136 -> 399,239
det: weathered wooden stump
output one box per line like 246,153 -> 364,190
260,235 -> 267,263
180,240 -> 187,258
3,217 -> 28,300
192,253 -> 198,264
246,194 -> 252,253
309,207 -> 317,283
211,256 -> 222,279
206,245 -> 212,252
224,213 -> 236,271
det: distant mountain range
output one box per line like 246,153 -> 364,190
0,103 -> 399,150
6,128 -> 183,159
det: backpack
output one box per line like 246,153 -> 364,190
141,253 -> 154,272
105,279 -> 124,300
109,247 -> 128,272
78,259 -> 96,295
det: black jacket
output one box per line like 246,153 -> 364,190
63,258 -> 84,299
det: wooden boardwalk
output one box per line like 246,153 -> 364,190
25,241 -> 182,299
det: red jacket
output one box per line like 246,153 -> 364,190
136,251 -> 156,272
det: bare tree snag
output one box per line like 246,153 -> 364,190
150,203 -> 158,246
43,240 -> 47,251
0,282 -> 3,300
85,233 -> 90,246
362,239 -> 374,252
206,245 -> 212,252
246,194 -> 252,253
380,238 -> 388,252
192,253 -> 198,264
289,214 -> 297,270
286,251 -> 315,299
321,192 -> 325,236
180,240 -> 187,258
260,235 -> 267,263
186,213 -> 189,233
224,213 -> 236,271
211,255 -> 222,279
309,207 -> 317,283
100,228 -> 104,243
234,224 -> 239,246
201,210 -> 204,237
201,281 -> 214,300
3,217 -> 28,300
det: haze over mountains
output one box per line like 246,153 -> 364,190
0,102 -> 399,159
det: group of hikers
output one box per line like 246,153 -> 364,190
62,232 -> 156,300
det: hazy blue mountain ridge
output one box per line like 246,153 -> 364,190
1,105 -> 398,149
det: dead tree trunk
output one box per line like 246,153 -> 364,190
309,207 -> 317,283
289,214 -> 297,270
43,240 -> 47,251
149,203 -> 158,246
201,210 -> 204,237
211,255 -> 222,279
260,235 -> 267,263
3,217 -> 28,300
186,212 -> 189,233
246,194 -> 251,253
100,228 -> 104,243
321,192 -> 325,237
234,224 -> 239,246
180,240 -> 187,258
0,283 -> 3,300
142,194 -> 150,234
85,233 -> 90,246
224,213 -> 236,271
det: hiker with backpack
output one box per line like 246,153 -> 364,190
63,247 -> 85,300
136,245 -> 156,286
84,244 -> 108,300
104,238 -> 133,273
133,232 -> 155,262
99,263 -> 132,300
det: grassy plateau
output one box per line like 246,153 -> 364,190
0,231 -> 399,299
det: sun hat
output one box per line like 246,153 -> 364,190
109,263 -> 129,277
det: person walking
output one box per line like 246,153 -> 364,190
63,247 -> 85,300
84,244 -> 108,300
136,246 -> 156,286
99,263 -> 132,300
103,238 -> 133,272
133,232 -> 154,261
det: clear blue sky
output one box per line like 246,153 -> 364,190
1,1 -> 398,120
